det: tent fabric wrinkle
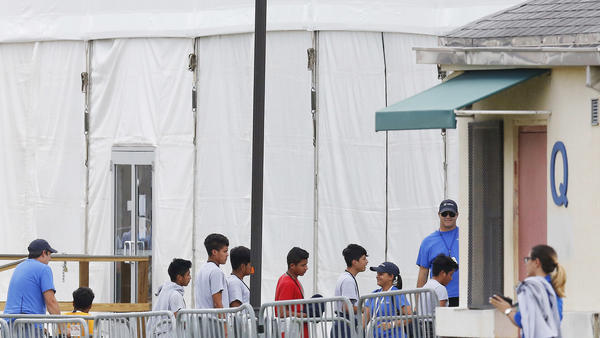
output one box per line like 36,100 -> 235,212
375,68 -> 550,131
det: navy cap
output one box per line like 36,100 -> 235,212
439,199 -> 458,214
27,239 -> 57,254
370,262 -> 400,276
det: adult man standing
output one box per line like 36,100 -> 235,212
4,239 -> 60,315
416,200 -> 460,307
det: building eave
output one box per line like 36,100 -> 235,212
415,46 -> 600,68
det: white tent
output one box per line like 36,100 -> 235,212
0,0 -> 520,306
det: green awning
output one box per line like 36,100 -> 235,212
375,69 -> 548,131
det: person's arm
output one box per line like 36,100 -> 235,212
439,299 -> 447,307
489,295 -> 517,326
230,300 -> 242,308
416,266 -> 429,288
212,291 -> 224,308
43,290 -> 60,314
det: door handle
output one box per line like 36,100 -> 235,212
124,241 -> 134,264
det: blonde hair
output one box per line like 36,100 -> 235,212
531,244 -> 566,298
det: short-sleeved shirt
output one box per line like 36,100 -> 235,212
4,259 -> 55,314
275,273 -> 308,338
334,271 -> 360,312
194,261 -> 229,309
420,278 -> 448,315
364,286 -> 410,338
226,275 -> 250,306
416,227 -> 459,298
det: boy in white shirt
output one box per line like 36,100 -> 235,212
226,246 -> 253,307
195,233 -> 230,309
421,254 -> 458,314
153,258 -> 192,315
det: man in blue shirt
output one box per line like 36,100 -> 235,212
416,200 -> 460,307
4,239 -> 60,315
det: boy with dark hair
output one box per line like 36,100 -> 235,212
336,244 -> 368,311
227,246 -> 253,307
331,244 -> 368,337
275,247 -> 310,337
64,287 -> 95,335
421,254 -> 458,313
195,233 -> 230,309
153,258 -> 192,315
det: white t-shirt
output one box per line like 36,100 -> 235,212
421,278 -> 448,315
226,274 -> 250,306
195,261 -> 229,309
334,271 -> 359,312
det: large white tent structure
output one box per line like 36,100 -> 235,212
0,0 -> 519,306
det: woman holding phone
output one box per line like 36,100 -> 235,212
490,244 -> 566,337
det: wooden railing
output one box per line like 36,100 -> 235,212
0,254 -> 151,312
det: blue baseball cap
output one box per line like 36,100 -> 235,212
439,199 -> 458,213
28,239 -> 57,254
370,262 -> 399,276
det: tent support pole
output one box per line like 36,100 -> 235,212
310,30 -> 320,294
442,128 -> 448,199
83,40 -> 92,255
250,0 -> 267,310
191,37 -> 199,306
382,32 -> 389,261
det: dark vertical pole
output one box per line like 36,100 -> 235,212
250,0 -> 267,310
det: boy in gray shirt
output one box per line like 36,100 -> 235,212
331,244 -> 368,338
153,258 -> 192,315
195,233 -> 230,309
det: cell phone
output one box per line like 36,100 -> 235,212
493,294 -> 513,306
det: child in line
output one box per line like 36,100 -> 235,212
153,258 -> 192,315
421,254 -> 458,312
275,247 -> 310,338
227,246 -> 253,307
64,287 -> 95,335
195,233 -> 230,309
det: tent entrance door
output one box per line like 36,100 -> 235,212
112,147 -> 154,304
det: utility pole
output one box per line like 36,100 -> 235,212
249,0 -> 267,311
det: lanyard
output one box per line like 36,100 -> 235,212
345,270 -> 360,299
286,272 -> 304,298
438,229 -> 457,256
232,274 -> 251,291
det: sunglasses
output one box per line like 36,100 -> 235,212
523,256 -> 535,263
440,211 -> 456,217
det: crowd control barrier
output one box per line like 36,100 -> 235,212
358,288 -> 439,338
259,296 -> 358,338
0,318 -> 9,338
12,317 -> 90,338
176,304 -> 256,337
94,310 -> 176,337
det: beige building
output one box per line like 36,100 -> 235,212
377,1 -> 600,337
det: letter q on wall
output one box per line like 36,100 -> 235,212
550,141 -> 568,207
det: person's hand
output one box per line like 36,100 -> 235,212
489,294 -> 511,313
377,322 -> 394,330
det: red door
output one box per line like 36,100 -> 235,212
518,126 -> 547,281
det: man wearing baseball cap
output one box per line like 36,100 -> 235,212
416,199 -> 460,307
4,239 -> 60,315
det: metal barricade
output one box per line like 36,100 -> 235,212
0,318 -> 10,338
93,311 -> 176,337
259,296 -> 359,338
358,288 -> 438,338
12,317 -> 90,338
176,303 -> 257,337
